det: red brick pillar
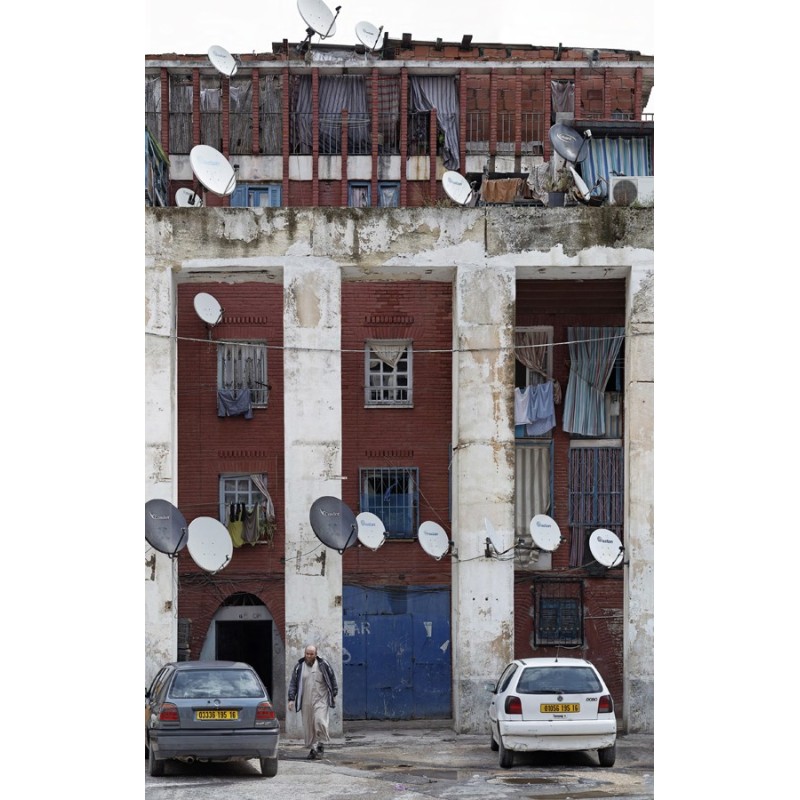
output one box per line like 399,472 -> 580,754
514,68 -> 522,159
400,68 -> 408,206
160,67 -> 169,154
341,109 -> 349,207
634,67 -> 643,120
251,69 -> 260,156
459,68 -> 467,174
603,68 -> 612,120
573,69 -> 582,123
312,68 -> 320,206
544,69 -> 552,161
429,108 -> 438,198
371,68 -> 379,204
282,66 -> 290,207
489,69 -> 497,158
192,69 -> 201,148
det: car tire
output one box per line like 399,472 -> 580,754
260,757 -> 278,777
598,743 -> 616,767
498,734 -> 514,768
148,744 -> 165,777
490,731 -> 499,752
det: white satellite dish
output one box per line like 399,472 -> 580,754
297,0 -> 339,39
568,165 -> 591,202
187,516 -> 233,573
442,171 -> 474,206
356,512 -> 386,550
208,45 -> 239,77
175,187 -> 203,208
418,521 -> 450,560
193,292 -> 224,326
189,144 -> 237,197
529,514 -> 562,552
355,20 -> 383,51
484,517 -> 505,554
588,528 -> 624,568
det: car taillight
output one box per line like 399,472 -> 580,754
505,696 -> 522,715
256,702 -> 276,721
598,694 -> 614,714
159,702 -> 179,721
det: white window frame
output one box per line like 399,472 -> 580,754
364,340 -> 413,407
217,341 -> 269,407
219,474 -> 264,523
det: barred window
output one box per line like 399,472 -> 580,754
359,467 -> 419,539
218,342 -> 269,407
531,580 -> 583,647
365,341 -> 412,407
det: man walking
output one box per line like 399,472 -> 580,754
288,644 -> 338,759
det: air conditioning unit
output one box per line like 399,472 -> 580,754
608,175 -> 654,206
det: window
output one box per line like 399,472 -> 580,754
229,78 -> 253,155
514,327 -> 555,440
568,445 -> 623,567
218,341 -> 269,406
365,341 -> 412,406
169,74 -> 192,154
532,580 -> 583,647
200,75 -> 222,150
219,474 -> 276,545
359,467 -> 419,538
378,182 -> 400,207
349,182 -> 371,207
515,441 -> 553,570
230,184 -> 282,208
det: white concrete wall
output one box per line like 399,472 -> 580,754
283,260 -> 345,739
451,262 -> 517,733
144,257 -> 179,685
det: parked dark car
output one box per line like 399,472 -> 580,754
145,660 -> 280,777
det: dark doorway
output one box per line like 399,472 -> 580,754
215,620 -> 273,697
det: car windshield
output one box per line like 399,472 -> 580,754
169,669 -> 265,699
516,666 -> 602,694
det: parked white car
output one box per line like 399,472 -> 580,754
488,657 -> 617,768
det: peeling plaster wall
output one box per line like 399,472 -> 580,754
144,205 -> 654,732
144,258 -> 179,684
283,261 -> 344,739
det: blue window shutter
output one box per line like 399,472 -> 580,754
230,184 -> 247,207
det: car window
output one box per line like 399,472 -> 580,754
148,666 -> 172,700
497,663 -> 518,693
516,666 -> 602,694
169,669 -> 266,699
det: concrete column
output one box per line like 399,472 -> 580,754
144,256 -> 179,684
623,259 -> 654,733
451,262 -> 516,733
283,260 -> 344,739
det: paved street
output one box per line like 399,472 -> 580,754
145,723 -> 654,799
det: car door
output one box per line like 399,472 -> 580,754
489,663 -> 519,725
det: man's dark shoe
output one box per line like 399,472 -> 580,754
307,749 -> 317,760
316,743 -> 324,754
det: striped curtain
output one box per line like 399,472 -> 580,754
581,137 -> 653,195
562,327 -> 624,436
409,76 -> 460,170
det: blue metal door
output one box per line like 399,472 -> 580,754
366,613 -> 413,719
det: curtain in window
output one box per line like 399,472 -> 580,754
580,137 -> 653,191
145,76 -> 161,140
514,330 -> 562,403
169,79 -> 192,154
229,79 -> 252,155
377,76 -> 400,153
551,80 -> 574,114
260,75 -> 282,154
408,76 -> 460,170
562,327 -> 624,436
200,82 -> 222,148
371,343 -> 405,368
291,76 -> 312,153
319,75 -> 369,154
250,473 -> 277,545
515,444 -> 551,546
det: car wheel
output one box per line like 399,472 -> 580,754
259,757 -> 278,777
490,731 -> 499,752
498,734 -> 514,768
148,743 -> 165,777
598,743 -> 616,767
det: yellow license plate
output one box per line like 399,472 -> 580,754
195,709 -> 239,720
540,703 -> 580,713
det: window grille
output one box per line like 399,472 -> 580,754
531,580 -> 583,647
359,467 -> 419,538
218,342 -> 269,407
169,76 -> 192,154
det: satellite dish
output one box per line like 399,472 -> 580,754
356,511 -> 386,550
549,123 -> 590,164
145,499 -> 188,556
442,171 -> 474,206
355,21 -> 383,51
588,528 -> 624,568
568,165 -> 591,202
208,44 -> 239,77
297,0 -> 340,39
189,144 -> 237,197
484,517 -> 504,553
187,516 -> 233,573
175,187 -> 203,208
310,496 -> 358,553
418,521 -> 450,560
193,292 -> 224,326
529,514 -> 562,552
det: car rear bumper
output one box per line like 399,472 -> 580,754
498,719 -> 616,752
151,729 -> 279,761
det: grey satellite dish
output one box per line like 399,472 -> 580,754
175,187 -> 203,208
549,123 -> 590,164
208,45 -> 239,77
187,516 -> 233,573
145,499 -> 188,556
356,511 -> 386,550
418,521 -> 449,560
189,144 -> 237,197
442,171 -> 475,206
310,496 -> 358,553
529,514 -> 562,552
588,528 -> 624,568
355,21 -> 383,51
298,0 -> 340,39
193,292 -> 224,326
